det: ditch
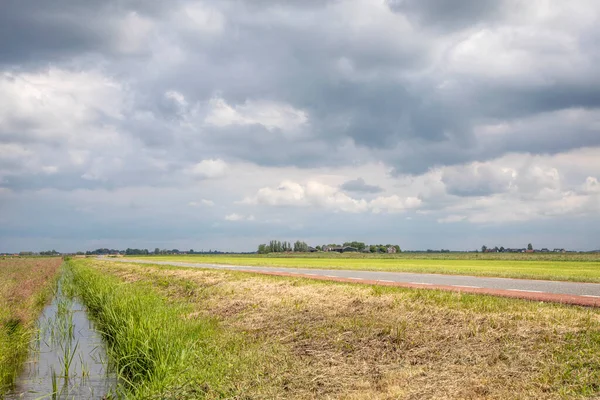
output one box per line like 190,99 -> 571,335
6,272 -> 117,399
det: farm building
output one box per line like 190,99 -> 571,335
324,246 -> 358,253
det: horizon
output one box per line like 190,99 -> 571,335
3,243 -> 597,254
1,1 -> 599,251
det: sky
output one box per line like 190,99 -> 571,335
1,0 -> 599,252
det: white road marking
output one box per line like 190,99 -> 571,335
410,282 -> 433,285
325,275 -> 337,278
348,277 -> 364,280
378,280 -> 395,283
452,285 -> 481,289
305,273 -> 317,276
507,289 -> 543,293
582,295 -> 600,298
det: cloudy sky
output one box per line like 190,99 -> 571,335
1,0 -> 599,252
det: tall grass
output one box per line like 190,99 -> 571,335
67,260 -> 267,398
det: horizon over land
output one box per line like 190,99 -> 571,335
3,2 -> 600,399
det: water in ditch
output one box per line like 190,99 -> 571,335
7,283 -> 117,399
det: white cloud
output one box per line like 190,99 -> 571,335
178,3 -> 225,34
370,195 -> 421,213
165,90 -> 188,107
0,69 -> 124,144
244,180 -> 420,214
114,11 -> 155,54
205,97 -> 308,133
41,166 -> 59,175
0,68 -> 134,183
186,159 -> 227,179
583,177 -> 600,193
224,213 -> 254,221
188,199 -> 215,207
437,215 -> 467,223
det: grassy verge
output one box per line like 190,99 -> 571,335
130,253 -> 600,283
78,258 -> 600,399
67,259 -> 295,399
0,257 -> 62,394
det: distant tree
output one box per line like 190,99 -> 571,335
499,246 -> 505,253
189,249 -> 194,254
527,243 -> 533,251
343,241 -> 366,251
369,245 -> 377,253
315,245 -> 322,251
394,245 -> 401,253
293,240 -> 309,252
481,245 -> 487,253
257,244 -> 268,254
154,248 -> 160,255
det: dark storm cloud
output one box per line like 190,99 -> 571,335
0,1 -> 104,64
441,165 -> 511,197
2,0 -> 599,183
386,0 -> 504,31
0,0 -> 184,65
340,178 -> 383,194
139,0 -> 596,175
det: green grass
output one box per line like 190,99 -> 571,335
76,258 -> 600,399
128,253 -> 600,283
67,259 -> 290,399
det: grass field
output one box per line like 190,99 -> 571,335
72,258 -> 600,399
129,252 -> 600,283
0,257 -> 62,394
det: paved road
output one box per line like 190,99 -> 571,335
112,258 -> 600,299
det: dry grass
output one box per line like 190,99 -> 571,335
93,259 -> 600,399
0,257 -> 62,393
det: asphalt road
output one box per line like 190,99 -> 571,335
113,258 -> 600,298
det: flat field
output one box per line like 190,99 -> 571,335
0,257 -> 62,393
131,252 -> 600,283
73,258 -> 600,399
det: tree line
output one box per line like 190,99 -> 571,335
257,240 -> 401,254
257,240 -> 310,254
480,243 -> 535,253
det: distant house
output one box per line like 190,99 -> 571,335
325,246 -> 358,253
308,246 -> 317,253
387,246 -> 397,254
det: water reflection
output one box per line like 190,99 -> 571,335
7,287 -> 116,399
